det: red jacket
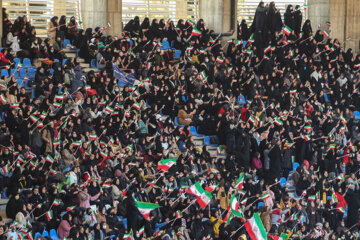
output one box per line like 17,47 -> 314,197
0,52 -> 10,63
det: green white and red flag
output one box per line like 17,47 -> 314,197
186,181 -> 212,209
157,158 -> 177,172
133,196 -> 159,220
235,172 -> 245,191
230,194 -> 244,218
191,27 -> 202,36
46,210 -> 53,221
245,213 -> 267,240
283,25 -> 292,36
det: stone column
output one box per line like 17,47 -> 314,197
343,0 -> 360,52
107,0 -> 122,37
199,0 -> 236,40
81,0 -> 108,31
308,0 -> 329,32
199,0 -> 223,34
0,0 -> 3,40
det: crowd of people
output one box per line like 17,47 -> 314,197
0,1 -> 360,239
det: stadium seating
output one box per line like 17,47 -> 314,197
63,39 -> 71,48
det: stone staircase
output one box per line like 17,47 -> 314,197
63,49 -> 100,73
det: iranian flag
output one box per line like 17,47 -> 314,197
10,103 -> 19,108
133,197 -> 159,220
191,27 -> 202,36
157,158 -> 177,172
268,233 -> 288,240
323,31 -> 329,38
35,203 -> 43,209
107,21 -> 111,28
53,199 -> 61,206
132,103 -> 140,110
2,165 -> 9,174
230,194 -> 244,218
260,193 -> 271,200
205,184 -> 218,193
283,25 -> 292,36
308,195 -> 316,201
46,155 -> 54,163
72,141 -> 82,147
264,46 -> 271,54
248,34 -> 254,43
89,134 -> 97,140
186,182 -> 212,209
337,207 -> 346,213
187,19 -> 195,26
105,106 -> 114,113
235,172 -> 245,191
146,62 -> 152,70
175,210 -> 183,218
336,173 -> 345,181
46,210 -> 53,221
139,226 -> 145,236
216,57 -> 224,64
66,206 -> 76,211
216,145 -> 222,155
245,213 -> 267,240
0,94 -> 6,104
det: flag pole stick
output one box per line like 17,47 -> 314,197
229,223 -> 245,237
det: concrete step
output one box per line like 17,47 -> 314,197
83,67 -> 100,73
63,49 -> 77,54
80,63 -> 90,68
66,53 -> 76,59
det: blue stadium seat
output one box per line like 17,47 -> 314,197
257,202 -> 264,208
204,136 -> 218,147
13,57 -> 20,66
34,232 -> 41,240
171,40 -> 175,48
28,68 -> 36,78
42,230 -> 49,238
19,68 -> 26,77
62,59 -> 67,66
161,40 -> 170,50
280,177 -> 287,188
90,59 -> 97,68
293,162 -> 300,171
118,81 -> 127,88
354,111 -> 360,121
23,58 -> 32,67
16,79 -> 25,87
174,117 -> 184,127
324,93 -> 330,103
190,126 -> 205,137
1,69 -> 8,77
50,229 -> 60,240
54,59 -> 59,63
63,39 -> 71,48
174,50 -> 181,60
50,69 -> 54,75
10,69 -> 15,76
